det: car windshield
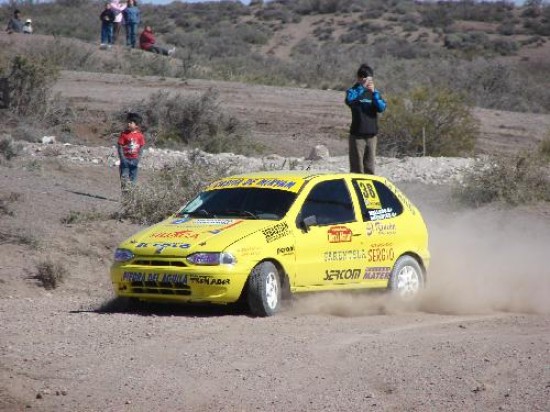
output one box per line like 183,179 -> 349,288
177,187 -> 297,220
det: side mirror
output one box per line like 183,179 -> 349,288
299,215 -> 317,232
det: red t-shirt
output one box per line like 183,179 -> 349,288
118,130 -> 145,159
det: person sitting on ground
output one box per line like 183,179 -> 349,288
5,9 -> 24,34
139,25 -> 175,56
22,19 -> 33,34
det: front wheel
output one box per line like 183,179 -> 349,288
389,255 -> 424,298
247,261 -> 281,317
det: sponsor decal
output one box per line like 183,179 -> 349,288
367,243 -> 394,263
366,221 -> 397,236
323,268 -> 362,281
262,222 -> 290,243
363,267 -> 391,280
194,219 -> 235,225
327,226 -> 352,243
151,231 -> 199,239
189,275 -> 230,286
171,217 -> 191,225
357,179 -> 382,210
136,242 -> 191,254
236,246 -> 261,257
122,272 -> 188,285
207,220 -> 243,234
277,246 -> 295,255
206,177 -> 304,193
368,208 -> 397,221
324,249 -> 366,262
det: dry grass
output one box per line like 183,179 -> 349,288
33,259 -> 68,290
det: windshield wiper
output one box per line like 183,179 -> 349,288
186,209 -> 217,218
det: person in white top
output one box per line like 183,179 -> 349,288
110,0 -> 126,45
23,19 -> 33,34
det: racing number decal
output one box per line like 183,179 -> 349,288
358,180 -> 381,210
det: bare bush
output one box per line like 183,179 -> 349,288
0,135 -> 23,161
61,209 -> 109,225
0,191 -> 20,217
454,152 -> 550,207
6,55 -> 59,118
116,156 -> 229,225
379,87 -> 478,157
131,89 -> 255,155
33,259 -> 68,290
539,135 -> 550,161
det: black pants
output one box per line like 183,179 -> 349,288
349,134 -> 377,174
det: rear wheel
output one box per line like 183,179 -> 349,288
247,261 -> 281,317
389,256 -> 424,298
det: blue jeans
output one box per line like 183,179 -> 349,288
101,23 -> 113,45
125,23 -> 138,47
120,157 -> 139,189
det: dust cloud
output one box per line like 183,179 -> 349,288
288,205 -> 550,317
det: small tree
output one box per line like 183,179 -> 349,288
379,87 -> 478,157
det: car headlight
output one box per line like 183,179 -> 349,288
186,252 -> 236,266
114,248 -> 134,262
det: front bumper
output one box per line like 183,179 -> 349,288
110,262 -> 250,304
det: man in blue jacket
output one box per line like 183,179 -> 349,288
345,64 -> 387,174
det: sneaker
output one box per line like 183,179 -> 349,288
100,43 -> 106,49
168,47 -> 176,56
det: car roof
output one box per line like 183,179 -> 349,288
205,171 -> 385,193
227,170 -> 379,181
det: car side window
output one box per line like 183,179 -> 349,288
352,179 -> 403,221
300,179 -> 355,225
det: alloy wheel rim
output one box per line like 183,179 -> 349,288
265,272 -> 279,309
396,265 -> 420,297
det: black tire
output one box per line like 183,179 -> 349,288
389,255 -> 424,298
247,261 -> 281,317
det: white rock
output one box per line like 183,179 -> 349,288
42,136 -> 56,144
307,145 -> 330,160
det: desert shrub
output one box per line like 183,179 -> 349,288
379,87 -> 478,157
490,38 -> 519,55
0,135 -> 23,161
117,156 -> 228,225
33,259 -> 68,290
497,22 -> 517,35
61,209 -> 109,225
539,135 -> 550,161
454,152 -> 550,207
6,55 -> 59,118
0,191 -> 20,217
131,89 -> 254,155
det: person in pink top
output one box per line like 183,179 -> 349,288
110,0 -> 126,45
117,112 -> 145,191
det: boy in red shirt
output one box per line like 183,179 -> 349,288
117,112 -> 145,190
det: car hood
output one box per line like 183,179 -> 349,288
123,217 -> 275,255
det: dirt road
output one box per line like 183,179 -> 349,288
1,72 -> 549,411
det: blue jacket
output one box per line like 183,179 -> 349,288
123,6 -> 141,24
345,83 -> 386,137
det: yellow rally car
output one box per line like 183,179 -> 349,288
111,171 -> 430,317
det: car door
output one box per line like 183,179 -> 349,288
351,178 -> 404,287
293,178 -> 367,290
